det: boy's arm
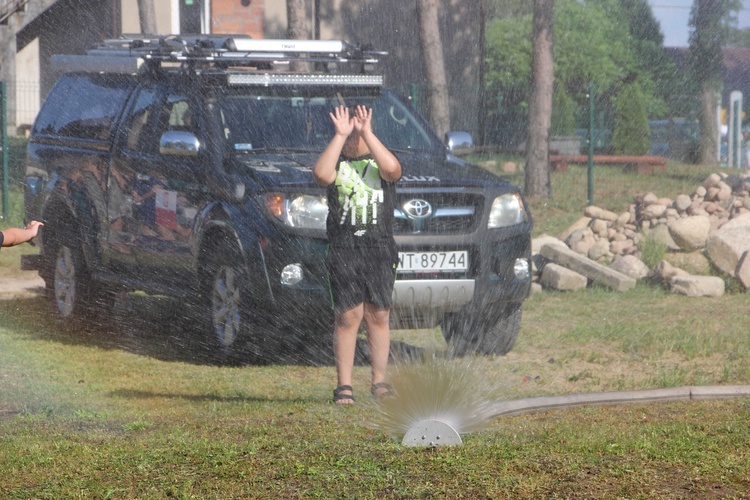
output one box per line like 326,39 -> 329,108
313,134 -> 346,187
360,130 -> 401,182
355,106 -> 401,182
313,105 -> 353,186
1,221 -> 43,247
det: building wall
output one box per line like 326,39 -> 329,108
212,0 -> 264,37
121,0 -> 175,34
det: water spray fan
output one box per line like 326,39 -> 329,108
371,353 -> 500,447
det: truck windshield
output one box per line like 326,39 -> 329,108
217,90 -> 438,153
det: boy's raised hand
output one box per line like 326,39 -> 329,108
352,105 -> 373,136
330,105 -> 354,138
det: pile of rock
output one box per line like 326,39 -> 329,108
532,172 -> 750,297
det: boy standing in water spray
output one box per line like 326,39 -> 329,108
313,103 -> 402,405
1,221 -> 43,248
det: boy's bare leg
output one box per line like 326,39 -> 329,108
334,303 -> 364,404
363,303 -> 391,394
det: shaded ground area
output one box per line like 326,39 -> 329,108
0,273 -> 427,369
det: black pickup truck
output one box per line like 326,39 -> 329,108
23,35 -> 532,360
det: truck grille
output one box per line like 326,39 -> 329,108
393,193 -> 482,235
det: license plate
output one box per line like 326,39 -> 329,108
397,251 -> 468,273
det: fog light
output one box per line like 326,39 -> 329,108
281,263 -> 304,286
514,258 -> 530,280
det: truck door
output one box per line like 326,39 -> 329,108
111,83 -> 204,286
107,83 -> 163,270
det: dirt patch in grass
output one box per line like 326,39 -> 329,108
0,274 -> 44,299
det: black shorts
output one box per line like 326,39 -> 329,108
326,244 -> 398,311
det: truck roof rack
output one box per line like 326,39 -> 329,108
51,34 -> 387,75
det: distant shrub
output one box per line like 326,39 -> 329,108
551,86 -> 576,137
612,81 -> 650,155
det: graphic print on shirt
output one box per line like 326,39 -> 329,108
335,159 -> 384,233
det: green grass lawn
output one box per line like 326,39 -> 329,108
2,158 -> 750,497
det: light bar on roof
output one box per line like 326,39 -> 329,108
52,54 -> 145,74
230,38 -> 347,54
228,73 -> 383,87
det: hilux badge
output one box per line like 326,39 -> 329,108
403,199 -> 432,219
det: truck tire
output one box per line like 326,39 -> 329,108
203,254 -> 251,363
442,302 -> 522,356
45,233 -> 94,324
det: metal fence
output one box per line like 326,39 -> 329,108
5,79 -> 40,135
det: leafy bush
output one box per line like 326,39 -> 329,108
611,80 -> 650,155
551,86 -> 576,136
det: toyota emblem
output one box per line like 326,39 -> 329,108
403,199 -> 433,219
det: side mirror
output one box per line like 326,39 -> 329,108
160,130 -> 200,156
445,131 -> 474,153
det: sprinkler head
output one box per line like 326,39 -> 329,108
401,419 -> 462,447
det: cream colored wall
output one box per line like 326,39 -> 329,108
263,1 -> 285,37
317,0 -> 344,40
15,37 -> 40,128
121,0 -> 176,34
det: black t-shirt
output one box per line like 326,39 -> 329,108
0,231 -> 4,248
326,154 -> 397,248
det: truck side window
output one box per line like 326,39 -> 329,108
157,92 -> 195,137
124,85 -> 163,154
33,75 -> 131,141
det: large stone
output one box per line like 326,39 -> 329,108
642,203 -> 667,220
540,243 -> 636,291
610,255 -> 649,280
531,234 -> 567,274
668,215 -> 711,250
559,216 -> 592,241
572,236 -> 596,256
532,234 -> 567,255
587,239 -> 611,261
540,263 -> 588,291
609,239 -> 634,255
648,260 -> 689,285
673,194 -> 692,212
703,173 -> 722,189
670,275 -> 725,297
649,223 -> 681,251
613,211 -> 632,228
721,212 -> 750,231
583,206 -> 618,222
705,226 -> 750,277
590,218 -> 609,237
663,251 -> 712,276
736,251 -> 750,290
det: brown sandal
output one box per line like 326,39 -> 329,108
371,382 -> 395,400
333,385 -> 355,404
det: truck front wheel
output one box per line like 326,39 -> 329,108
201,253 -> 252,363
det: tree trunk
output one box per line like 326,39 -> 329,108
524,0 -> 554,198
137,0 -> 157,34
417,0 -> 451,139
699,84 -> 719,165
287,0 -> 310,72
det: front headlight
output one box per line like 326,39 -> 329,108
488,193 -> 525,228
266,194 -> 328,230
